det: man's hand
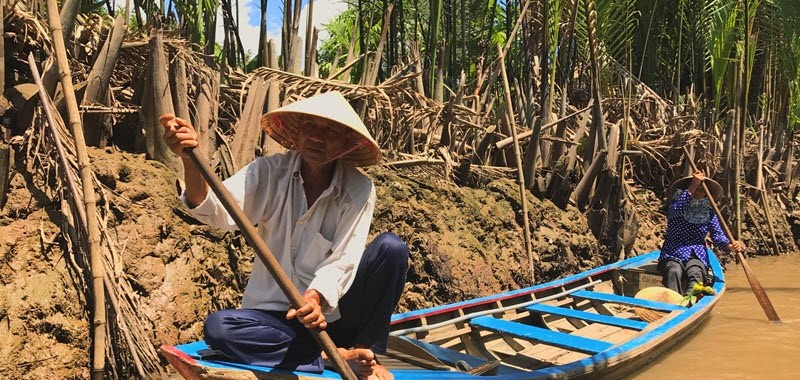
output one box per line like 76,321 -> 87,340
286,289 -> 327,329
160,113 -> 198,158
727,240 -> 745,252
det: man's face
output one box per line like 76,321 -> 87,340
295,115 -> 353,166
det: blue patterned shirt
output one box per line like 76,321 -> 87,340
660,189 -> 730,266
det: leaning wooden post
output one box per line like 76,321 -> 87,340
45,0 -> 106,377
497,44 -> 536,283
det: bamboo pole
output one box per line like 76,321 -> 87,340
0,2 -> 4,95
477,0 -> 534,112
29,55 -> 150,378
44,0 -> 107,377
682,146 -> 781,323
304,0 -> 315,76
181,149 -> 358,380
497,44 -> 536,284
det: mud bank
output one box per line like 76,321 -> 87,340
1,148 -> 796,379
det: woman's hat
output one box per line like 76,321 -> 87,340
260,91 -> 382,167
633,286 -> 686,323
669,175 -> 723,199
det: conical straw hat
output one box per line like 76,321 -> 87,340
633,287 -> 685,323
669,175 -> 723,199
260,91 -> 382,167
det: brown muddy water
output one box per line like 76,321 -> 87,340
629,254 -> 800,379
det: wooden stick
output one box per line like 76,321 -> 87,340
497,44 -> 536,283
328,53 -> 366,81
366,4 -> 393,86
681,146 -> 781,323
494,105 -> 592,149
182,149 -> 358,380
44,1 -> 107,377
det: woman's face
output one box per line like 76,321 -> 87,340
691,186 -> 706,199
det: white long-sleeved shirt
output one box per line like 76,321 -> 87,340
181,151 -> 376,322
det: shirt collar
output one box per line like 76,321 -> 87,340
291,154 -> 344,199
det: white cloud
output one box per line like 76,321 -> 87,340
214,0 -> 279,59
297,0 -> 348,45
214,0 -> 347,63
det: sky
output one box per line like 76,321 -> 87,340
216,0 -> 349,58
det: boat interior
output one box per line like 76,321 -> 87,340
374,256 -> 691,376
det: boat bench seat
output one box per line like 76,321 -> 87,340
571,290 -> 685,312
469,317 -> 612,354
526,304 -> 648,330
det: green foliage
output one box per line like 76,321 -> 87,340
317,2 -> 385,81
706,0 -> 740,112
73,0 -> 800,134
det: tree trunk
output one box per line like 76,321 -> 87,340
149,30 -> 183,177
783,129 -> 795,190
170,54 -> 190,120
304,0 -> 315,76
203,1 -> 218,65
282,0 -> 293,70
571,150 -> 607,211
81,14 -> 128,146
0,142 -> 9,211
287,33 -> 304,74
0,3 -> 4,96
426,0 -> 443,92
258,0 -> 269,67
194,72 -> 219,159
582,0 -> 606,171
231,77 -> 270,170
308,28 -> 319,78
366,4 -> 394,85
261,39 -> 284,156
42,0 -> 83,95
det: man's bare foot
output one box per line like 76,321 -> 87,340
322,347 -> 388,379
371,363 -> 393,380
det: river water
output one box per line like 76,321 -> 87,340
629,254 -> 800,379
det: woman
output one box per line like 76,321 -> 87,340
659,170 -> 744,295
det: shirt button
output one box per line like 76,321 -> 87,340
291,245 -> 296,251
299,220 -> 305,225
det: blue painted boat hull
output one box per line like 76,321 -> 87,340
162,249 -> 725,379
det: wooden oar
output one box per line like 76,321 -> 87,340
682,146 -> 781,323
182,148 -> 358,379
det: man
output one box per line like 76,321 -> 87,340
160,91 -> 408,379
659,170 -> 744,294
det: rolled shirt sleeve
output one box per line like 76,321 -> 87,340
179,157 -> 278,230
308,186 -> 376,314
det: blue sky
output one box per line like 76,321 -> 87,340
222,0 -> 348,57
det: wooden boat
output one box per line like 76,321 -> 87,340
161,249 -> 725,379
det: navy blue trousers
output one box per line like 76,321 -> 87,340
658,258 -> 706,295
203,233 -> 409,373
